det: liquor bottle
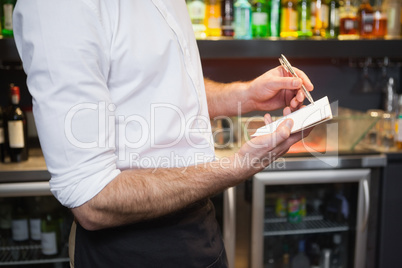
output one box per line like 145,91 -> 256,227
252,0 -> 269,37
0,106 -> 5,162
234,0 -> 252,39
338,0 -> 359,39
311,0 -> 329,37
29,197 -> 42,243
268,0 -> 281,37
11,199 -> 29,243
371,0 -> 387,38
297,0 -> 313,37
395,95 -> 402,149
205,0 -> 222,36
1,0 -> 16,37
358,0 -> 374,38
326,0 -> 340,38
6,85 -> 28,163
187,0 -> 207,39
41,212 -> 60,257
280,0 -> 298,38
291,240 -> 310,268
382,0 -> 401,39
221,0 -> 235,36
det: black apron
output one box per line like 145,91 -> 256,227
73,199 -> 228,268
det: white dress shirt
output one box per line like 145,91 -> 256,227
13,0 -> 215,208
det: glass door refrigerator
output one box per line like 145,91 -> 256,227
0,181 -> 72,267
251,169 -> 375,268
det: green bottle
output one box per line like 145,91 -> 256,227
297,0 -> 312,37
326,0 -> 340,38
11,199 -> 29,243
268,0 -> 281,37
1,0 -> 16,37
41,212 -> 60,257
252,0 -> 268,37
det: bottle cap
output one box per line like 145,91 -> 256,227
10,86 -> 20,96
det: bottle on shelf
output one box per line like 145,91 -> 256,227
280,0 -> 299,38
297,0 -> 313,38
358,0 -> 374,38
338,0 -> 359,39
371,0 -> 387,38
234,0 -> 252,39
29,197 -> 42,244
1,0 -> 16,37
291,240 -> 310,268
205,0 -> 222,37
287,193 -> 302,223
382,0 -> 401,39
326,0 -> 340,38
6,84 -> 28,163
11,198 -> 29,244
395,95 -> 402,150
0,106 -> 5,163
187,0 -> 207,39
268,0 -> 281,37
311,0 -> 329,37
41,211 -> 61,257
252,0 -> 269,38
319,248 -> 332,268
330,234 -> 344,268
282,244 -> 291,268
221,0 -> 235,36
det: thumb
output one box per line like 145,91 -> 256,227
276,119 -> 293,140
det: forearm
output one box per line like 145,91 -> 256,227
205,78 -> 253,118
71,156 -> 250,231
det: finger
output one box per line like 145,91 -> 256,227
264,113 -> 273,124
269,75 -> 303,91
296,90 -> 305,102
292,67 -> 314,91
276,119 -> 293,140
252,119 -> 293,149
283,106 -> 292,116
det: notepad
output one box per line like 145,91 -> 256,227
251,96 -> 333,137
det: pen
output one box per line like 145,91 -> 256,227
279,54 -> 315,105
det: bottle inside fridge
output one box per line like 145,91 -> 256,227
0,196 -> 73,267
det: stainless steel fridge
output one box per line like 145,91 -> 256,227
250,166 -> 381,268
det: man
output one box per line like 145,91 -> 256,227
13,1 -> 313,267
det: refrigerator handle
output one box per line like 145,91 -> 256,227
223,187 -> 236,268
362,179 -> 370,232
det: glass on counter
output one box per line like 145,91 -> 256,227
378,112 -> 395,150
365,109 -> 384,146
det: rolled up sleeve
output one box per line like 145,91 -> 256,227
13,0 -> 120,208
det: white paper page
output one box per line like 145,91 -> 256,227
251,96 -> 333,137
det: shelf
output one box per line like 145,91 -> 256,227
197,38 -> 402,59
264,210 -> 349,236
0,242 -> 69,266
1,37 -> 402,62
